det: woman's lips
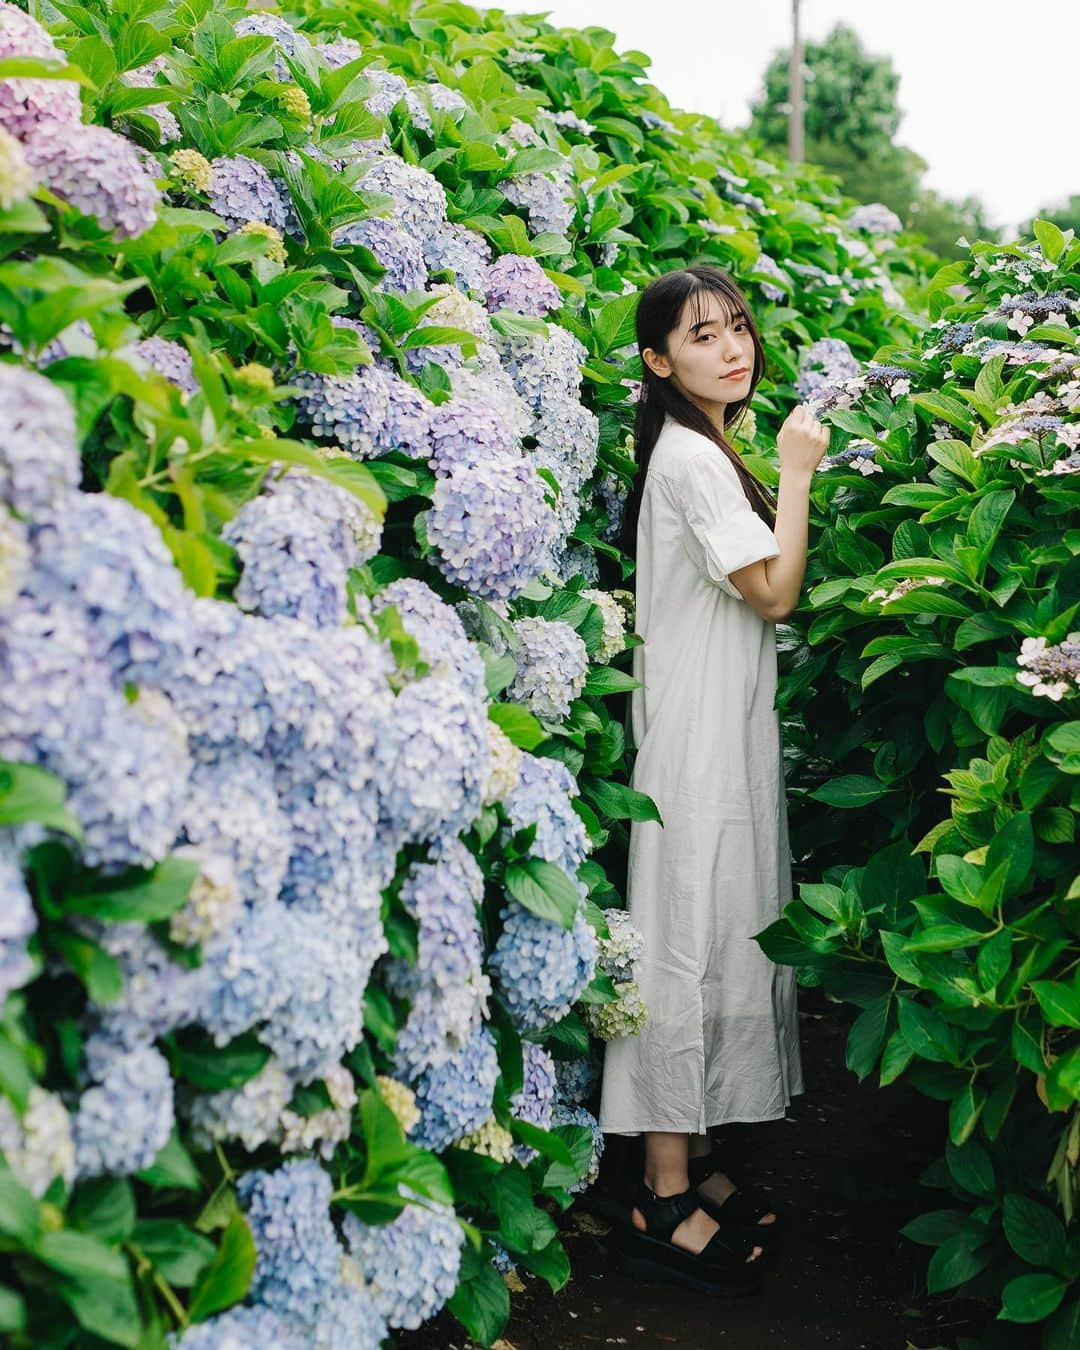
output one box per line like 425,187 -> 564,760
721,368 -> 748,380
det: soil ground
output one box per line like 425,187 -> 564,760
398,993 -> 1039,1350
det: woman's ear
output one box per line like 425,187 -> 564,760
642,347 -> 672,380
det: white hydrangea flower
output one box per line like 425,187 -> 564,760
580,589 -> 626,663
0,1087 -> 76,1196
482,720 -> 522,805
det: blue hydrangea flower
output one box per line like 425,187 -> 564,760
180,751 -> 291,905
373,578 -> 486,698
0,603 -> 191,869
0,364 -> 79,519
489,905 -> 597,1033
752,252 -> 789,302
26,492 -> 194,688
238,1160 -> 343,1324
374,674 -> 487,847
597,907 -> 645,982
554,1046 -> 602,1106
381,371 -> 433,457
795,337 -> 860,402
234,12 -> 312,80
74,1042 -> 174,1178
453,350 -> 531,441
334,216 -> 427,294
551,1102 -> 604,1192
224,470 -> 380,628
312,1281 -> 388,1349
846,202 -> 902,235
342,1192 -> 464,1330
531,399 -> 599,498
121,57 -> 180,143
511,1041 -> 556,1162
0,4 -> 82,138
25,121 -> 159,239
423,222 -> 491,293
88,921 -> 207,1048
428,396 -> 519,477
188,1059 -> 292,1153
507,616 -> 588,724
173,1304 -> 307,1349
499,165 -> 575,237
293,363 -> 393,459
503,753 -> 589,879
128,336 -> 198,394
494,324 -> 586,414
316,36 -> 363,71
358,156 -> 447,244
426,456 -> 556,601
210,154 -> 287,232
412,1024 -> 499,1151
405,81 -> 467,133
200,900 -> 298,1045
485,254 -> 561,317
0,847 -> 35,1000
361,66 -> 407,116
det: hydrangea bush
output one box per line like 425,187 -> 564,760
759,224 -> 1080,1338
0,0 -> 929,1345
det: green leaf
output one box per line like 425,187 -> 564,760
998,1273 -> 1066,1324
0,1171 -> 41,1246
0,761 -> 83,840
594,292 -> 638,354
1031,981 -> 1080,1030
1033,218 -> 1068,263
136,1128 -> 202,1192
945,1137 -> 995,1197
187,1212 -> 256,1323
901,1208 -> 969,1246
808,775 -> 890,808
897,999 -> 962,1066
926,1231 -> 992,1293
63,856 -> 199,923
0,1286 -> 25,1334
1002,1194 -> 1067,1270
447,1247 -> 510,1345
165,1029 -> 270,1092
583,666 -> 640,696
879,1028 -> 915,1086
488,703 -> 546,750
36,1230 -> 141,1347
69,1178 -> 135,1244
845,993 -> 891,1082
948,1080 -> 987,1147
582,777 -> 662,823
505,858 -> 580,928
130,1220 -> 215,1287
1044,1297 -> 1080,1349
985,813 -> 1033,900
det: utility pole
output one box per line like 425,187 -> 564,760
788,0 -> 804,163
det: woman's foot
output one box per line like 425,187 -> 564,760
696,1169 -> 777,1227
631,1187 -> 763,1262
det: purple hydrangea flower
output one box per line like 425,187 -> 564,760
405,81 -> 467,133
423,222 -> 491,293
485,254 -> 561,317
373,577 -> 486,697
507,616 -> 588,724
334,215 -> 427,293
358,155 -> 447,243
504,752 -> 589,877
209,154 -> 287,232
0,365 -> 78,519
0,3 -> 81,138
24,121 -> 160,239
128,336 -> 197,394
846,202 -> 902,235
0,847 -> 35,1000
426,456 -> 556,600
234,12 -> 313,81
428,396 -> 519,476
796,337 -> 861,402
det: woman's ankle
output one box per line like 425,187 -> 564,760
643,1169 -> 690,1197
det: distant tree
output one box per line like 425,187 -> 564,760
746,22 -> 999,259
1020,195 -> 1080,238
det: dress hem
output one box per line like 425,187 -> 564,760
600,1098 -> 802,1138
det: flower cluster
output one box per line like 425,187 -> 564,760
507,616 -> 588,723
209,154 -> 288,233
845,203 -> 902,235
343,1192 -> 464,1330
510,1041 -> 556,1162
555,1047 -> 602,1106
489,905 -> 597,1033
504,752 -> 590,876
796,337 -> 862,409
1016,633 -> 1080,701
74,1042 -> 174,1179
0,1086 -> 75,1196
551,1102 -> 604,1192
818,440 -> 883,476
580,589 -> 627,663
485,254 -> 562,316
867,576 -> 946,606
411,1024 -> 499,1151
0,846 -> 35,999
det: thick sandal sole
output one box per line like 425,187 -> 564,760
621,1251 -> 762,1297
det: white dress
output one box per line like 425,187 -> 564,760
599,417 -> 803,1136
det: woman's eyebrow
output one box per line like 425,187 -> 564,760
688,312 -> 747,334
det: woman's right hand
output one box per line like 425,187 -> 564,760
776,404 -> 830,476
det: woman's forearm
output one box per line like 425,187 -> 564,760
762,468 -> 813,619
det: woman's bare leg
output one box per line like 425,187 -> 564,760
689,1129 -> 776,1225
631,1131 -> 761,1259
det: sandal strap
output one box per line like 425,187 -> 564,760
686,1151 -> 721,1187
634,1184 -> 698,1241
700,1225 -> 760,1267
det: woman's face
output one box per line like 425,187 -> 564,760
642,289 -> 756,415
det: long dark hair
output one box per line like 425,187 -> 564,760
623,265 -> 775,550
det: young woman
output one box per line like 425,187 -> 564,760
598,264 -> 829,1293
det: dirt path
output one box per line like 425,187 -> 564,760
399,994 -> 1035,1350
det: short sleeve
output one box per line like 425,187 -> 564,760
676,451 -> 779,600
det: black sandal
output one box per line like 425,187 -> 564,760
617,1184 -> 764,1295
688,1150 -> 781,1240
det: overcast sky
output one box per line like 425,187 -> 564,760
507,0 -> 1077,232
